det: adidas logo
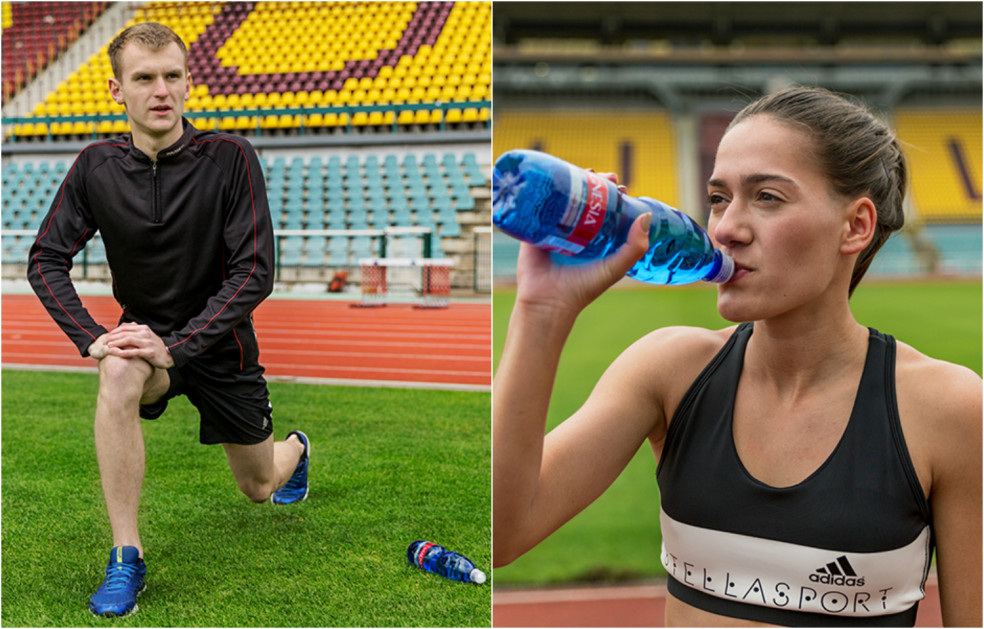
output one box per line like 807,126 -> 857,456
810,555 -> 865,586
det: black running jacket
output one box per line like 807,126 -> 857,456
27,119 -> 275,368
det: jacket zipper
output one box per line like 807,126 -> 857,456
152,161 -> 161,223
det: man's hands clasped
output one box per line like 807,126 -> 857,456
88,322 -> 175,369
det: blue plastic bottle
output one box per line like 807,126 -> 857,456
407,540 -> 487,584
492,149 -> 734,285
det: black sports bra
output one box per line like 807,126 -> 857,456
656,323 -> 933,626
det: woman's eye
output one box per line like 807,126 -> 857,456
708,193 -> 728,208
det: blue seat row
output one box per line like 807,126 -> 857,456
3,150 -> 487,267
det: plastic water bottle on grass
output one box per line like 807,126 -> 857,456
407,540 -> 487,584
492,149 -> 734,285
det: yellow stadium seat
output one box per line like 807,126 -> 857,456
398,110 -> 415,126
446,109 -> 463,124
352,111 -> 369,126
895,110 -> 982,221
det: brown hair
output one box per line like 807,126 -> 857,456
108,22 -> 188,79
728,86 -> 907,296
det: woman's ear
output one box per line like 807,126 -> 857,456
841,197 -> 877,255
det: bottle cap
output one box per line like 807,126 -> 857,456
706,252 -> 735,283
470,569 -> 487,584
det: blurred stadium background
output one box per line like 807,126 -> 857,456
2,0 -> 492,299
491,2 -> 980,625
492,1 -> 981,285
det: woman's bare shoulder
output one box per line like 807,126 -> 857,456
631,324 -> 739,364
894,341 -> 981,465
895,341 -> 982,414
609,324 -> 740,413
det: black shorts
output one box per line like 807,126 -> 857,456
139,357 -> 273,446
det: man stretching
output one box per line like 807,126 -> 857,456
27,22 -> 310,618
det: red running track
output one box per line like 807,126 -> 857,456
1,293 -> 491,390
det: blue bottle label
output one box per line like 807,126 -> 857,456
533,165 -> 610,255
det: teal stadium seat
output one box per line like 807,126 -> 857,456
461,153 -> 487,186
3,235 -> 33,265
85,238 -> 108,265
302,236 -> 327,267
351,236 -> 374,259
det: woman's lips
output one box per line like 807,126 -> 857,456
727,262 -> 752,283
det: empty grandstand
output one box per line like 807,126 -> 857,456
491,1 -> 981,283
2,1 -> 492,296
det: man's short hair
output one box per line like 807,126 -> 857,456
108,22 -> 188,79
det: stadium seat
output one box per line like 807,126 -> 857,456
2,151 -> 482,278
895,110 -> 982,222
15,1 -> 489,138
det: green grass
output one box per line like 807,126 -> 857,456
492,279 -> 982,586
1,371 -> 491,627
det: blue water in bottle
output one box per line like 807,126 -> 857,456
407,540 -> 487,584
492,149 -> 734,285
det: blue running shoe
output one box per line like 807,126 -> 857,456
89,546 -> 146,618
272,430 -> 309,505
